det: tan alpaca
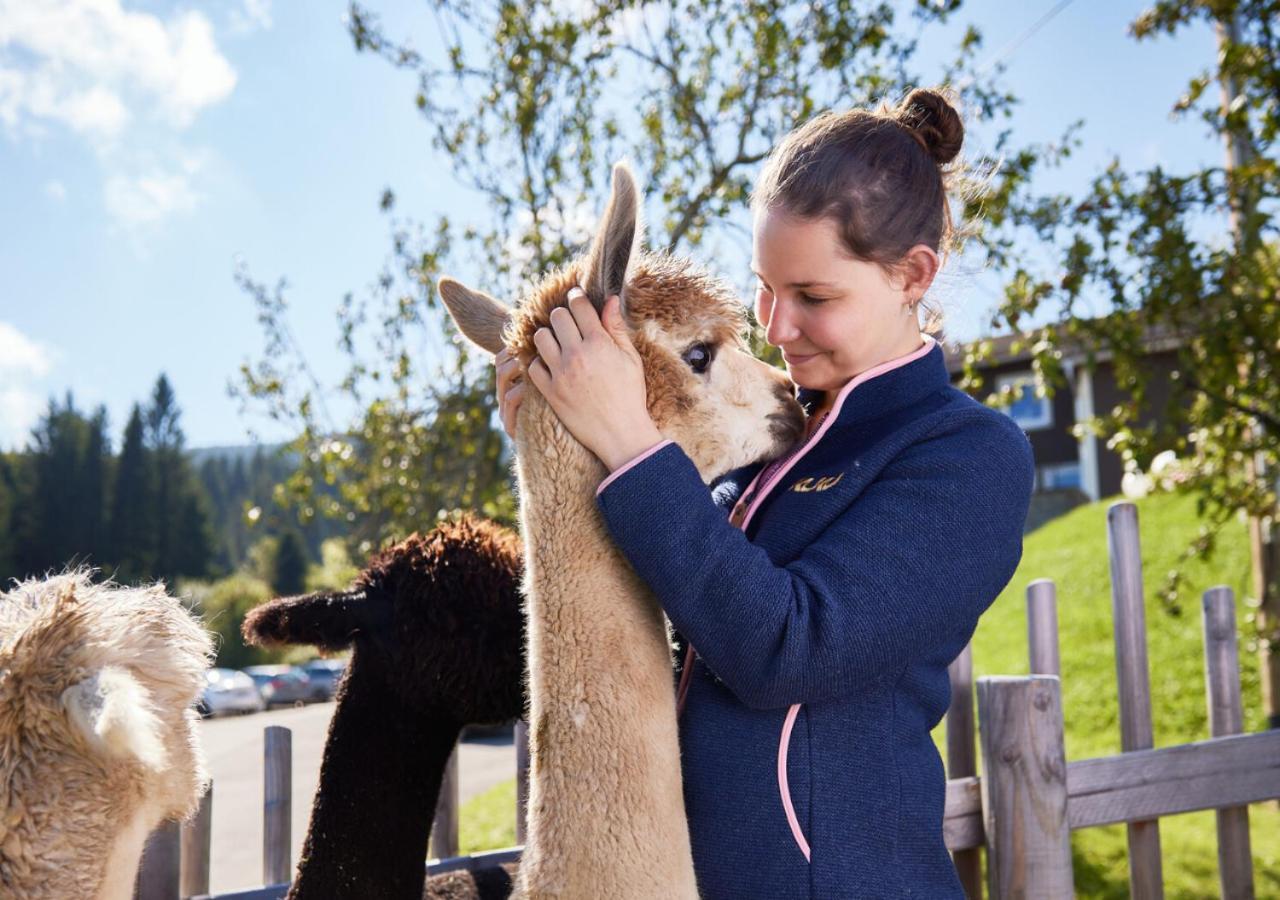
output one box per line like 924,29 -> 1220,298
439,163 -> 804,899
0,572 -> 213,900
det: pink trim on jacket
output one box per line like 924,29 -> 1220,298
778,705 -> 811,861
738,335 -> 937,533
596,439 -> 674,496
752,334 -> 936,864
649,337 -> 939,866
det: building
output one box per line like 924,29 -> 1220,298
943,326 -> 1185,504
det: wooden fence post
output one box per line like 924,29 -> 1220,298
1107,501 -> 1164,898
134,819 -> 180,900
946,642 -> 981,898
1202,586 -> 1256,899
263,725 -> 292,887
430,744 -> 460,860
516,719 -> 530,845
977,676 -> 1073,899
1027,579 -> 1061,677
180,783 -> 213,898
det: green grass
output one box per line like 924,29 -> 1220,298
459,777 -> 517,855
458,490 -> 1280,895
952,489 -> 1278,898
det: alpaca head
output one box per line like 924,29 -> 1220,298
0,572 -> 213,895
243,515 -> 525,725
438,162 -> 805,483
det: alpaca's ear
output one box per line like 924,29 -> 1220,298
62,666 -> 167,771
581,162 -> 643,316
438,278 -> 511,355
243,589 -> 383,652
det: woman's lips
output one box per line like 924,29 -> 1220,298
782,350 -> 820,365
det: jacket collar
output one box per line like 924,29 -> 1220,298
795,335 -> 946,428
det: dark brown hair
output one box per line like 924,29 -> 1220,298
752,87 -> 964,279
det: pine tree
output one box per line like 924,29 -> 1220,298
110,405 -> 151,582
174,491 -> 213,580
16,394 -> 94,576
82,407 -> 109,567
0,454 -> 15,582
271,529 -> 308,596
137,374 -> 213,584
145,375 -> 184,581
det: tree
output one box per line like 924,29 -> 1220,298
0,454 -> 16,582
271,529 -> 309,596
975,1 -> 1280,725
12,395 -> 108,577
146,374 -> 184,581
137,375 -> 213,584
110,405 -> 152,582
237,0 -> 1032,554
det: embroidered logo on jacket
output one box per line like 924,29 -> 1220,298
790,473 -> 844,493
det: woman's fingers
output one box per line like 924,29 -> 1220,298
566,287 -> 607,339
496,353 -> 522,395
526,356 -> 552,394
500,380 -> 524,440
532,326 -> 561,370
548,305 -> 583,349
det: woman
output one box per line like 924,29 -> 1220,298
497,88 -> 1034,899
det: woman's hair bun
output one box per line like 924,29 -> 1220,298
895,88 -> 963,166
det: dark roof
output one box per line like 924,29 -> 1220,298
939,318 -> 1188,375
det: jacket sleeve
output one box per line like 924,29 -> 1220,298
595,413 -> 1034,710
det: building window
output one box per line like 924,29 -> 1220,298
1038,462 -> 1082,492
995,372 -> 1053,431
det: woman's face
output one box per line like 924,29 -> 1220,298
751,206 -> 926,393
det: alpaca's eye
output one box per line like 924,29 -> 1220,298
683,342 -> 712,375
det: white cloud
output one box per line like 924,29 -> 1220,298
0,0 -> 238,231
228,0 -> 272,34
0,383 -> 46,450
103,160 -> 201,227
45,179 -> 67,201
0,0 -> 237,137
0,322 -> 55,450
0,321 -> 53,378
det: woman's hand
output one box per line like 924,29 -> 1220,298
494,347 -> 526,441
526,286 -> 664,471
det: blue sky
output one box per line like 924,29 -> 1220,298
0,0 -> 1221,451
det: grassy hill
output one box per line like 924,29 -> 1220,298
458,490 -> 1280,896
964,489 -> 1278,897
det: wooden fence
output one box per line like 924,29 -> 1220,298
136,501 -> 1280,899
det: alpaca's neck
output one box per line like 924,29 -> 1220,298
100,804 -> 160,900
514,398 -> 697,899
288,650 -> 462,900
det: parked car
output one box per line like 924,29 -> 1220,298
300,658 -> 348,701
244,665 -> 313,707
199,668 -> 266,718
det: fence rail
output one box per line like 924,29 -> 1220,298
135,502 -> 1280,899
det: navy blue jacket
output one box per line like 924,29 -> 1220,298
594,338 -> 1034,899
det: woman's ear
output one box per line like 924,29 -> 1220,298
900,244 -> 941,301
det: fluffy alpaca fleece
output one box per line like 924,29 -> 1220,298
243,515 -> 525,900
0,572 -> 213,900
439,163 -> 804,900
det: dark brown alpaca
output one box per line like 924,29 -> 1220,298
243,515 -> 525,900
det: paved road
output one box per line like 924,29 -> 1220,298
197,702 -> 516,894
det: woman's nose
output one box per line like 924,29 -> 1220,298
764,297 -> 800,346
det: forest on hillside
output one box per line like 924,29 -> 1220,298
0,375 -> 346,634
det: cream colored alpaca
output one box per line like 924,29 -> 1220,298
0,572 -> 213,900
439,163 -> 803,899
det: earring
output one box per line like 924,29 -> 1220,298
904,299 -> 917,317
